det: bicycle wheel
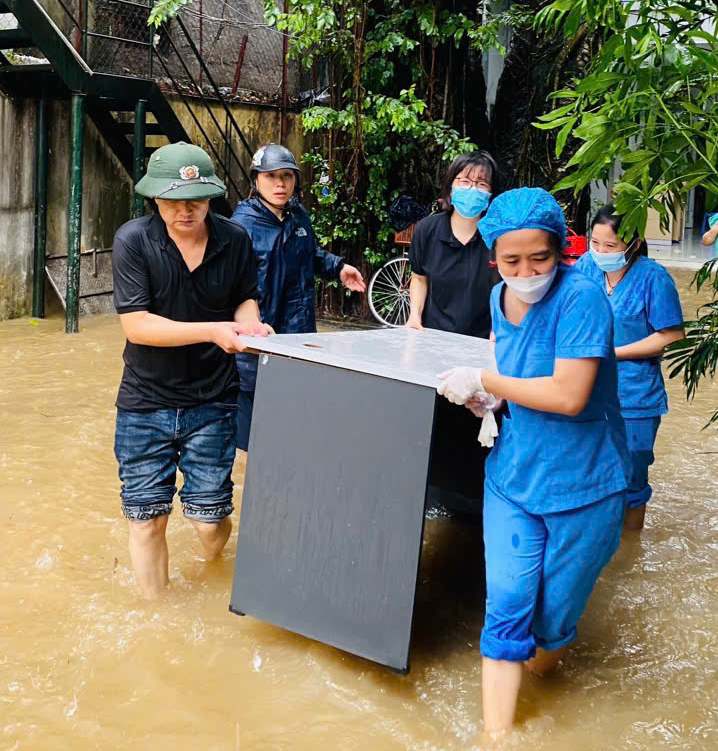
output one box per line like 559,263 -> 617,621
368,257 -> 412,327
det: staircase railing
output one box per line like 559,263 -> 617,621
33,1 -> 256,205
76,0 -> 256,206
150,16 -> 254,205
6,0 -> 265,329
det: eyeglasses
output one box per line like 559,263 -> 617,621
454,177 -> 491,190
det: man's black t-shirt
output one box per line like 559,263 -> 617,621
112,212 -> 258,411
408,212 -> 493,338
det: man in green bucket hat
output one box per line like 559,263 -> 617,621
112,141 -> 273,599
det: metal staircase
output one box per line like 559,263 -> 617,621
0,0 -> 186,173
0,0 -> 255,331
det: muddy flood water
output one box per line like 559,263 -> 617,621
1,268 -> 717,750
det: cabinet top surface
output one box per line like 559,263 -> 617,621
241,327 -> 496,388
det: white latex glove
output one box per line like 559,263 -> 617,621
465,394 -> 501,448
478,412 -> 499,447
465,393 -> 499,417
437,367 -> 486,405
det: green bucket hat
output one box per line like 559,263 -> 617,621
135,142 -> 227,200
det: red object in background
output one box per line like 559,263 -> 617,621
487,228 -> 587,269
394,224 -> 416,246
564,228 -> 587,265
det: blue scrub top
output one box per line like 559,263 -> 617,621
709,213 -> 718,256
486,264 -> 630,513
574,254 -> 683,418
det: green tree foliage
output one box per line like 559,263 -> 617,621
535,0 -> 718,241
491,0 -> 602,230
537,1 -> 718,422
150,0 -> 531,316
262,0 -> 515,310
665,260 -> 718,428
148,0 -> 195,26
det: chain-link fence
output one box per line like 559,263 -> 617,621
0,12 -> 16,29
169,0 -> 293,101
11,1 -> 304,103
86,0 -> 154,77
64,0 -> 301,103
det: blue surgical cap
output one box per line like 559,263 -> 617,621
479,187 -> 567,250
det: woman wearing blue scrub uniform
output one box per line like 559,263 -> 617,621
702,212 -> 718,254
437,188 -> 631,736
575,205 -> 684,531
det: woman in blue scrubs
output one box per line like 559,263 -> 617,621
575,205 -> 684,531
437,188 -> 631,736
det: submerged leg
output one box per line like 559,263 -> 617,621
623,503 -> 647,531
482,657 -> 523,736
114,407 -> 177,600
525,646 -> 567,677
532,492 -> 625,664
480,484 -> 546,734
127,516 -> 170,599
189,517 -> 232,561
178,403 -> 237,561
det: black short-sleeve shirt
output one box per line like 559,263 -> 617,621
112,212 -> 258,411
408,212 -> 495,338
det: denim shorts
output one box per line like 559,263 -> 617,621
114,403 -> 236,523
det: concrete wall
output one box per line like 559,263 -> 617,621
0,90 -> 309,320
0,96 -> 35,319
0,93 -> 133,320
47,100 -> 133,256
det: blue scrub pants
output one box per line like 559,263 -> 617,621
480,482 -> 625,662
624,416 -> 661,509
236,390 -> 255,451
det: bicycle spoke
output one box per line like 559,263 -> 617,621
385,260 -> 403,288
369,255 -> 416,326
372,278 -> 401,293
392,296 -> 406,325
383,301 -> 401,322
400,297 -> 410,325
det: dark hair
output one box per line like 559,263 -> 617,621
438,150 -> 501,212
591,203 -> 648,257
547,231 -> 565,260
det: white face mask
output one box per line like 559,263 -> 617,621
500,266 -> 558,304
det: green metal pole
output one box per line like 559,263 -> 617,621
132,99 -> 147,219
66,94 -> 85,334
32,96 -> 49,319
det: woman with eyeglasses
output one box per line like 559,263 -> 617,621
406,151 -> 501,514
574,205 -> 684,531
407,151 -> 500,335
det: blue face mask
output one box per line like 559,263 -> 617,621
451,186 -> 491,219
589,245 -> 634,273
